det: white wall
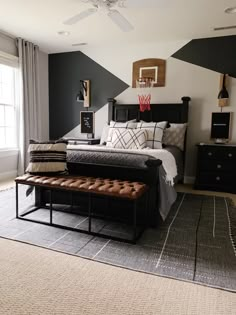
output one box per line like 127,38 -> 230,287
80,41 -> 236,179
81,40 -> 188,85
0,32 -> 17,56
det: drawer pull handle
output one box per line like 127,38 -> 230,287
208,152 -> 212,156
217,164 -> 222,169
228,153 -> 233,158
216,176 -> 221,181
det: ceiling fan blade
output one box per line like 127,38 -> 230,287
63,8 -> 97,25
118,0 -> 173,8
108,9 -> 134,32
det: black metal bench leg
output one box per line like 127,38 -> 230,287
70,192 -> 73,211
16,182 -> 19,218
145,191 -> 149,228
88,193 -> 92,233
49,189 -> 53,224
133,200 -> 137,242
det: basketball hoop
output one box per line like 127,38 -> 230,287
136,77 -> 154,112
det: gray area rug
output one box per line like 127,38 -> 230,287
0,186 -> 235,292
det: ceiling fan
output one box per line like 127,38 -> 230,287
63,0 -> 134,32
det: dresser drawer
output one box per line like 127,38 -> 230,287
198,146 -> 236,160
197,172 -> 234,186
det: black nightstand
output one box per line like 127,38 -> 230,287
67,138 -> 100,145
194,143 -> 236,193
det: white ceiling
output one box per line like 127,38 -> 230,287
0,0 -> 236,53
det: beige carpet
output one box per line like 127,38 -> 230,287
0,238 -> 235,315
0,179 -> 15,191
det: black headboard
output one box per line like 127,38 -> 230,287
108,97 -> 190,124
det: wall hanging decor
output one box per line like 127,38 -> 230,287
132,58 -> 166,88
80,111 -> 94,138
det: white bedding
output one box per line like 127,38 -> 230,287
67,144 -> 177,185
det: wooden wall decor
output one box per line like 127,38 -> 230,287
218,74 -> 229,107
132,58 -> 166,88
83,80 -> 91,107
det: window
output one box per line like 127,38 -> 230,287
0,63 -> 17,149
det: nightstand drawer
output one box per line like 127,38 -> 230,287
199,146 -> 236,160
197,172 -> 234,186
198,160 -> 236,172
222,147 -> 236,160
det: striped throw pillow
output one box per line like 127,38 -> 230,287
26,141 -> 67,174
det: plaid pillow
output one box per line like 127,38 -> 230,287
106,120 -> 137,147
163,123 -> 187,151
110,128 -> 148,150
136,121 -> 168,149
26,141 -> 67,174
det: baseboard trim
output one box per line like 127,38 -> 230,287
184,176 -> 195,184
0,170 -> 17,182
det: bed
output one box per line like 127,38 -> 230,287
37,96 -> 190,226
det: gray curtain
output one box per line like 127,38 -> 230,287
17,38 -> 41,175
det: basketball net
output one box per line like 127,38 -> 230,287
136,77 -> 154,112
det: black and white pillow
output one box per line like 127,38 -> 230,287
163,123 -> 187,151
26,140 -> 67,174
136,121 -> 168,149
106,120 -> 137,147
110,128 -> 147,150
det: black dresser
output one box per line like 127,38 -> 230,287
195,143 -> 236,193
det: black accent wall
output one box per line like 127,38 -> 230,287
49,51 -> 128,139
172,35 -> 236,78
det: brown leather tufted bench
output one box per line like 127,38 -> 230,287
15,174 -> 149,243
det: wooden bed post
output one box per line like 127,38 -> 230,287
181,96 -> 191,180
108,98 -> 116,123
181,96 -> 191,121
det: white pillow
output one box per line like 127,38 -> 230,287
136,121 -> 168,149
110,128 -> 147,150
100,123 -> 110,145
106,120 -> 137,147
163,123 -> 187,151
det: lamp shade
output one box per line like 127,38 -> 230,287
218,74 -> 229,100
76,90 -> 84,102
218,87 -> 229,99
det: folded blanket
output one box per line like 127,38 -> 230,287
67,144 -> 177,185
